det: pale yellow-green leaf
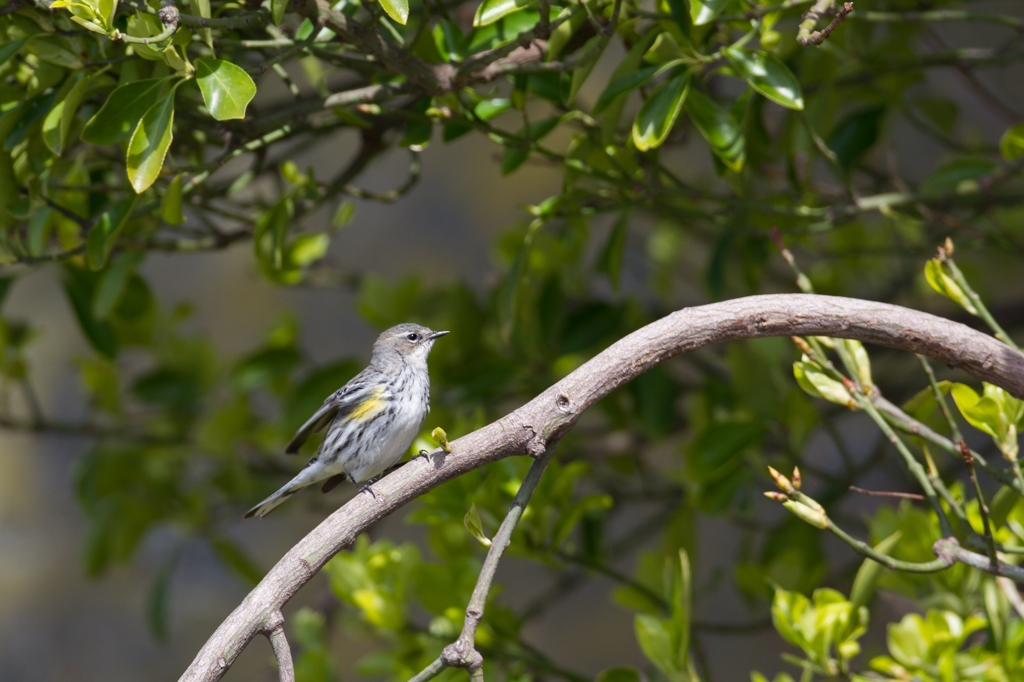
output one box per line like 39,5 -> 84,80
924,259 -> 977,314
464,504 -> 491,546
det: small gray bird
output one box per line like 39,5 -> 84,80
245,323 -> 448,518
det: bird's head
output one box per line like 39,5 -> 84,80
372,323 -> 449,369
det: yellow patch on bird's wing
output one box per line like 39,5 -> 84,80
346,386 -> 387,422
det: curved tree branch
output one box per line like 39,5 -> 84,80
179,293 -> 1024,682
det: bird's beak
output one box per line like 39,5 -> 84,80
428,330 -> 450,340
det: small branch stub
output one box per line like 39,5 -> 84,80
799,1 -> 854,46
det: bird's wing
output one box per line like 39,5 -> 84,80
284,369 -> 384,455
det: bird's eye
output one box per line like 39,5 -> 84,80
407,333 -> 419,341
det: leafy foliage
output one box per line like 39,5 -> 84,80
1,0 -> 1023,678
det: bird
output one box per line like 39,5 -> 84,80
244,323 -> 449,519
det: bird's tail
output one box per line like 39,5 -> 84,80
243,483 -> 302,518
244,467 -> 322,518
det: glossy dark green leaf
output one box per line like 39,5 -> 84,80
127,94 -> 174,193
686,87 -> 745,172
379,0 -> 409,25
828,107 -> 884,170
633,72 -> 689,151
724,48 -> 804,110
87,195 -> 137,269
81,78 -> 167,145
195,58 -> 257,121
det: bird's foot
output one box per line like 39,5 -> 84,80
356,477 -> 386,503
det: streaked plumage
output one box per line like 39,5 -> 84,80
244,323 -> 448,518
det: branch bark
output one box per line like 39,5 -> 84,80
179,293 -> 1024,682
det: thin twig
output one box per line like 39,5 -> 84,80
961,440 -> 998,570
848,486 -> 926,500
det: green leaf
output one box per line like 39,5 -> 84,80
901,380 -> 950,423
474,0 -> 532,27
687,419 -> 763,483
828,107 -> 884,170
951,383 -> 999,438
379,0 -> 409,25
568,34 -> 606,104
686,87 -> 745,172
127,94 -> 175,193
924,259 -> 977,314
474,98 -> 512,121
464,503 -> 491,546
43,74 -> 81,155
187,0 -> 213,52
724,48 -> 803,110
195,58 -> 257,121
161,174 -> 184,225
596,212 -> 627,290
93,250 -> 145,319
81,78 -> 167,145
1000,124 -> 1024,161
633,72 -> 689,151
793,360 -> 855,407
254,197 -> 294,271
271,0 -> 288,25
0,39 -> 28,68
920,158 -> 996,194
669,549 -> 692,669
332,200 -> 355,228
635,615 -> 677,677
287,233 -> 329,267
546,7 -> 585,61
598,28 -> 659,143
688,0 -> 727,25
87,195 -> 138,270
63,265 -> 118,358
593,63 -> 664,116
